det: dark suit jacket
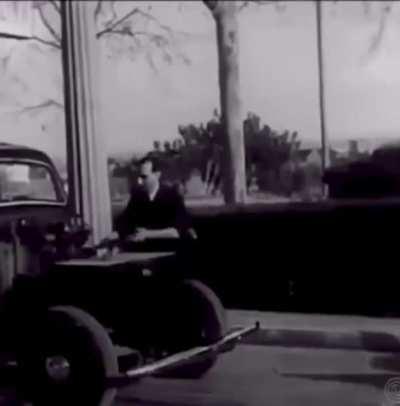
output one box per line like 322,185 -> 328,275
116,184 -> 192,239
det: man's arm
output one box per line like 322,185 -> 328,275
133,228 -> 179,240
117,186 -> 196,242
130,188 -> 196,242
115,192 -> 138,239
173,188 -> 197,240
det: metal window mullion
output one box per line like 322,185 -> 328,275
61,0 -> 84,217
316,0 -> 329,197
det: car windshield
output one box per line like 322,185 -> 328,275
0,162 -> 59,203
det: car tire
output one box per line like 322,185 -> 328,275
17,306 -> 118,406
158,279 -> 227,379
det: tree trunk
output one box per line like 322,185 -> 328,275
212,2 -> 246,205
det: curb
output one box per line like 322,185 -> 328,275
240,327 -> 400,353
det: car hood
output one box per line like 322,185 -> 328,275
0,203 -> 70,228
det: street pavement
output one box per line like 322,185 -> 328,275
2,311 -> 400,405
117,346 -> 398,406
116,311 -> 400,406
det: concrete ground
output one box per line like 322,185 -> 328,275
117,346 -> 396,406
116,311 -> 400,406
230,310 -> 400,352
2,310 -> 400,405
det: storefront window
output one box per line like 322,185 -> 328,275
322,1 -> 400,200
0,1 -> 66,182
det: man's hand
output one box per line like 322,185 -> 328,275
127,228 -> 180,242
98,231 -> 119,248
96,231 -> 121,259
187,228 -> 198,240
130,228 -> 148,242
150,228 -> 179,239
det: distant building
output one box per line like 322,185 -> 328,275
348,140 -> 359,160
297,148 -> 339,167
347,140 -> 370,162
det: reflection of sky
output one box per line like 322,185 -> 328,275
1,1 -> 400,160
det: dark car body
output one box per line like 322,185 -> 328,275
323,144 -> 400,199
0,143 -> 245,360
4,142 -> 399,322
0,144 -> 260,406
0,143 -> 181,311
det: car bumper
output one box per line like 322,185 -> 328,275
108,322 -> 260,387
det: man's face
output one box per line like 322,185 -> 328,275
138,161 -> 160,194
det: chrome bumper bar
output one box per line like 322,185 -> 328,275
109,322 -> 260,387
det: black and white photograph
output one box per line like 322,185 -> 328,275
1,0 -> 400,405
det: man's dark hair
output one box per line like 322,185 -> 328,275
139,155 -> 162,172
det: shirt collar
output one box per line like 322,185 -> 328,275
149,184 -> 159,201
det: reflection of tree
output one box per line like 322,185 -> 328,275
11,99 -> 63,117
0,1 -> 190,59
145,111 -> 301,197
1,0 -> 395,203
358,2 -> 393,63
0,0 -> 191,118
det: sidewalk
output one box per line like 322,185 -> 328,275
228,310 -> 400,352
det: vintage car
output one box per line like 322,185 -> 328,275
0,143 -> 257,406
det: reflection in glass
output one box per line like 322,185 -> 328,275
0,1 -> 66,193
322,1 -> 400,200
0,163 -> 57,202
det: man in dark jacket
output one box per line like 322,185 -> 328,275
115,156 -> 196,244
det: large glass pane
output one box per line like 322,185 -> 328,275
0,1 -> 66,181
323,1 -> 400,199
239,1 -> 322,203
98,1 -> 220,217
103,1 -> 324,215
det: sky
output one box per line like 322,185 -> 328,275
1,1 -> 400,161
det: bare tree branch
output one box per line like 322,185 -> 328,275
362,1 -> 371,16
239,1 -> 284,12
97,7 -> 141,38
239,1 -> 250,12
136,9 -> 176,36
94,0 -> 103,22
203,0 -> 218,12
103,26 -> 191,66
0,32 -> 30,40
13,99 -> 64,117
0,53 -> 12,72
49,0 -> 61,14
36,3 -> 61,45
1,1 -> 190,120
0,31 -> 61,49
97,5 -> 179,39
102,0 -> 118,27
145,49 -> 157,73
100,27 -> 168,44
1,2 -> 182,56
30,35 -> 60,49
100,28 -> 134,38
363,2 -> 392,61
95,4 -> 189,64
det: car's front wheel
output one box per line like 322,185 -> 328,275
17,306 -> 118,406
